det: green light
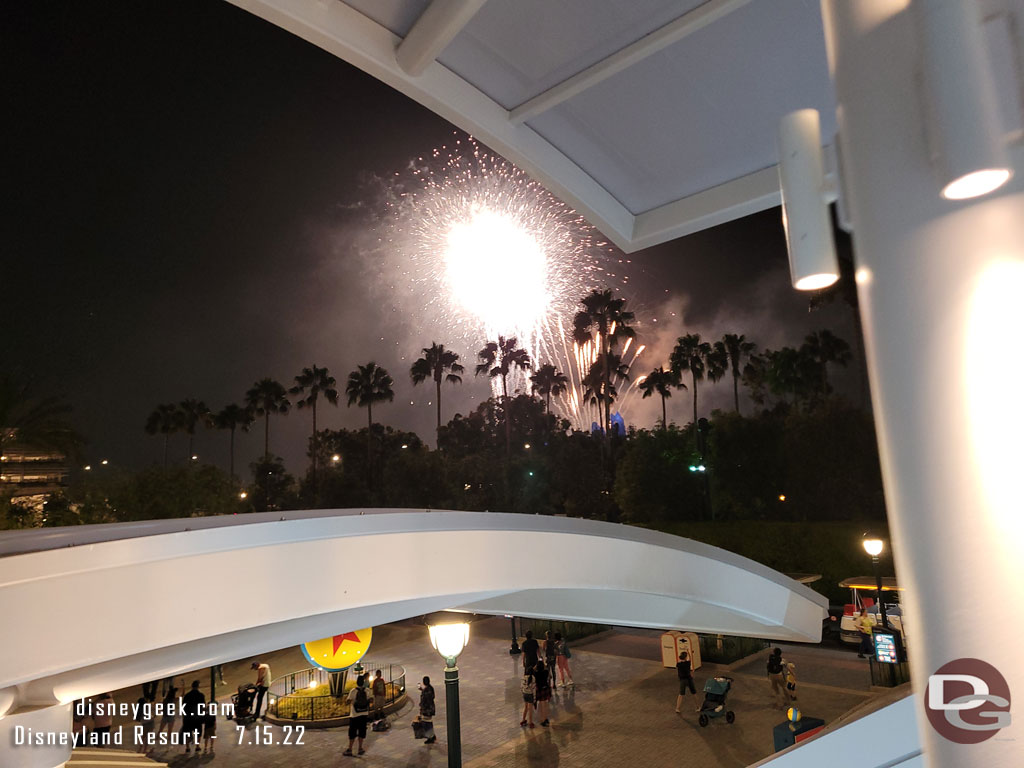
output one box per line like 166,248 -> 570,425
688,465 -> 697,472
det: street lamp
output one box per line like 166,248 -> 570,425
426,616 -> 470,768
862,533 -> 889,628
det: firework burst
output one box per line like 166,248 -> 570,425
381,135 -> 637,429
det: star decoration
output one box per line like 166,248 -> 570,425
332,632 -> 361,654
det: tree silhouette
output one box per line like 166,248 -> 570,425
476,336 -> 531,459
346,362 -> 395,471
670,333 -> 712,425
410,343 -> 464,434
245,378 -> 291,461
581,353 -> 630,433
720,334 -> 757,413
639,367 -> 682,430
573,289 -> 635,436
802,330 -> 852,395
178,398 -> 210,463
290,364 -> 339,484
529,363 -> 568,413
210,404 -> 254,483
145,403 -> 181,468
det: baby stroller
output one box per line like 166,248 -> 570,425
228,683 -> 258,725
697,676 -> 735,727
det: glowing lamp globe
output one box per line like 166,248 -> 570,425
427,620 -> 471,662
863,536 -> 884,557
787,707 -> 801,723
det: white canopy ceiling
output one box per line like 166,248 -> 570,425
226,0 -> 836,251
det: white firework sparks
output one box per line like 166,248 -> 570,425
382,135 -> 637,429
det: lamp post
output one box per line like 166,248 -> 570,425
426,617 -> 470,768
862,534 -> 889,629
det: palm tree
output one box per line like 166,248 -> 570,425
345,362 -> 395,469
245,378 -> 291,461
639,367 -> 682,430
144,403 -> 182,468
720,334 -> 757,413
529,363 -> 568,413
410,343 -> 464,433
670,333 -> 712,425
581,353 -> 630,433
0,376 -> 82,464
211,404 -> 254,483
178,398 -> 210,462
573,289 -> 635,436
802,330 -> 852,395
290,365 -> 339,482
476,336 -> 531,458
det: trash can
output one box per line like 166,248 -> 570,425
661,631 -> 702,670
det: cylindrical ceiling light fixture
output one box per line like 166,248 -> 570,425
916,0 -> 1012,200
778,108 -> 839,291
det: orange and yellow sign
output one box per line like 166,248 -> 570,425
301,628 -> 373,672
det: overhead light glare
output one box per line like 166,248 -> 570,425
941,169 -> 1011,200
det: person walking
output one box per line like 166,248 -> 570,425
521,630 -> 539,672
856,607 -> 876,658
371,669 -> 387,722
343,675 -> 371,756
90,692 -> 113,747
534,659 -> 552,727
675,651 -> 697,713
520,666 -> 537,728
142,680 -> 159,701
201,712 -> 217,756
766,648 -> 787,708
134,695 -> 154,755
784,662 -> 798,702
180,680 -> 205,755
418,676 -> 436,745
543,631 -> 558,690
156,686 -> 178,740
251,660 -> 271,719
554,632 -> 574,687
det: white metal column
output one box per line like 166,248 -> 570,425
821,1 -> 1023,766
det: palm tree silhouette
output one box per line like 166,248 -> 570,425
573,289 -> 635,436
178,398 -> 210,463
529,363 -> 568,413
581,353 -> 630,434
802,330 -> 852,395
145,403 -> 182,468
639,367 -> 682,430
476,336 -> 531,458
720,334 -> 757,413
290,365 -> 339,483
245,378 -> 291,461
670,333 -> 712,426
211,403 -> 254,483
346,362 -> 395,471
410,343 -> 464,434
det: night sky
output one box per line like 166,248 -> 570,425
2,1 -> 856,472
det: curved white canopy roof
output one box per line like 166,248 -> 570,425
225,0 -> 836,251
0,510 -> 825,707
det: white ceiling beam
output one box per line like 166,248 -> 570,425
396,0 -> 488,77
630,153 -> 837,251
509,0 -> 754,123
224,0 -> 636,250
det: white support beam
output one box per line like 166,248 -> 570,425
509,0 -> 753,123
224,0 -> 637,250
396,0 -> 487,77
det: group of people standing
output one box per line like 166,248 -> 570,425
519,630 -> 574,728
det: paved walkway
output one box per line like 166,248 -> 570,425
92,619 -> 875,767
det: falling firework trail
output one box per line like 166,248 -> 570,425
381,135 -> 638,429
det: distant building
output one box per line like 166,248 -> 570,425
0,443 -> 70,498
